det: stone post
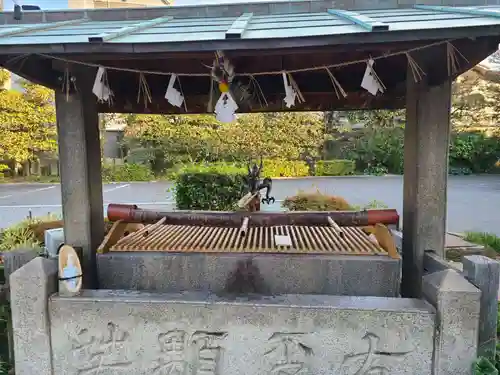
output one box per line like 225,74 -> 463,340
463,255 -> 500,360
55,70 -> 104,288
2,248 -> 38,282
10,257 -> 58,375
423,269 -> 480,375
402,67 -> 452,298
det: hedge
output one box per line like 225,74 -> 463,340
101,163 -> 153,182
316,160 -> 355,176
282,192 -> 353,211
341,129 -> 500,175
174,164 -> 247,211
170,159 -> 354,180
260,159 -> 309,177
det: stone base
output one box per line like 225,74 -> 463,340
97,252 -> 401,297
11,258 -> 487,375
50,290 -> 434,375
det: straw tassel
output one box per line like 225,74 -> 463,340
325,67 -> 347,99
137,73 -> 152,108
405,52 -> 426,83
446,42 -> 469,76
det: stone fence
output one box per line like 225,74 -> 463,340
5,251 -> 499,375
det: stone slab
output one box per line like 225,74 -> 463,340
446,234 -> 485,254
97,252 -> 401,297
391,230 -> 483,253
463,255 -> 500,360
10,257 -> 58,375
2,248 -> 39,284
424,252 -> 463,274
423,269 -> 481,375
50,290 -> 435,375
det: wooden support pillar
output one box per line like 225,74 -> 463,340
402,67 -> 452,298
55,71 -> 104,289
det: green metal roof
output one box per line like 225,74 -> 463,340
0,3 -> 499,53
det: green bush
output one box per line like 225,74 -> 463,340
174,164 -> 247,211
101,163 -> 153,182
473,357 -> 498,375
170,160 -> 310,179
351,199 -> 389,210
282,191 -> 353,211
343,127 -> 404,175
464,232 -> 500,254
497,302 -> 500,338
169,162 -> 246,180
496,342 -> 500,373
0,214 -> 58,252
316,160 -> 355,176
449,132 -> 500,173
261,159 -> 309,178
0,164 -> 7,181
340,129 -> 500,176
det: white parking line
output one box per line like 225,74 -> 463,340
0,202 -> 176,209
103,184 -> 130,193
0,185 -> 56,199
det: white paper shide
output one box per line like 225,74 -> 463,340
361,59 -> 385,96
92,66 -> 113,102
215,92 -> 238,123
282,72 -> 297,108
165,74 -> 184,108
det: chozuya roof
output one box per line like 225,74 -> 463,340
0,2 -> 499,53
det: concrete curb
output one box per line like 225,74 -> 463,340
270,174 -> 400,180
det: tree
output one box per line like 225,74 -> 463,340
122,113 -> 324,172
451,70 -> 500,132
343,110 -> 405,128
0,71 -> 57,172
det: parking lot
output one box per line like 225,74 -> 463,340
1,175 -> 499,234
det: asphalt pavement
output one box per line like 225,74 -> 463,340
0,175 -> 499,234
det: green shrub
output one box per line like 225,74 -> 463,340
169,162 -> 246,180
449,132 -> 500,174
343,127 -> 405,175
0,293 -> 9,375
102,163 -> 153,182
497,302 -> 500,338
171,160 -> 310,179
361,199 -> 389,209
316,160 -> 355,176
261,159 -> 309,178
174,164 -> 247,210
282,191 -> 353,211
340,129 -> 500,175
464,232 -> 500,253
473,357 -> 498,375
496,342 -> 500,373
0,214 -> 58,252
0,164 -> 7,181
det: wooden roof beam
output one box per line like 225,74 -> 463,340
0,18 -> 88,38
225,13 -> 253,39
327,9 -> 389,31
414,5 -> 500,18
88,15 -> 172,43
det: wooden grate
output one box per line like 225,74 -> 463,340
109,224 -> 390,256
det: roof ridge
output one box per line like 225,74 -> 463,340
0,0 -> 336,24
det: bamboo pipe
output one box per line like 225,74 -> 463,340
107,204 -> 400,228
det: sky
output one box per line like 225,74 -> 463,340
3,0 -> 70,10
1,0 -> 285,10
